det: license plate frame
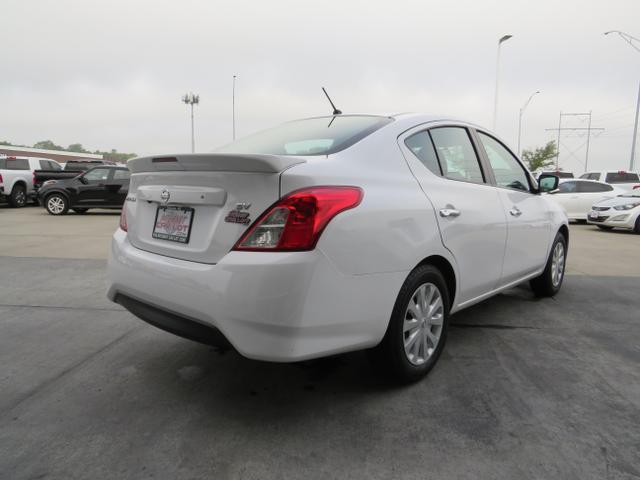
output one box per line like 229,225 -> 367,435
152,206 -> 195,244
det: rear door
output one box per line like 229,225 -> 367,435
400,125 -> 507,304
106,168 -> 130,205
474,130 -> 551,284
125,154 -> 305,264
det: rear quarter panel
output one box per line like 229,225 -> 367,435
279,128 -> 456,279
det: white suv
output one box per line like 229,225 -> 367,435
579,171 -> 640,191
107,114 -> 568,382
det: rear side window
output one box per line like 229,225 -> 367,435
404,131 -> 442,175
478,132 -> 530,192
4,158 -> 29,170
605,172 -> 639,183
577,181 -> 612,193
48,161 -> 62,171
430,127 -> 485,184
216,115 -> 393,156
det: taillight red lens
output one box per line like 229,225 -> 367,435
233,186 -> 363,251
119,207 -> 128,232
32,172 -> 36,185
0,174 -> 3,183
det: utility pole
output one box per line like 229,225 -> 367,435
232,75 -> 237,141
632,81 -> 640,171
604,30 -> 640,171
182,92 -> 200,153
585,110 -> 593,171
546,112 -> 604,171
493,34 -> 513,131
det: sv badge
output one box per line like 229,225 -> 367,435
225,203 -> 252,225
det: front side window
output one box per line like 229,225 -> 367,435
429,127 -> 484,184
478,132 -> 530,192
557,181 -> 577,193
404,131 -> 442,175
216,115 -> 393,156
83,168 -> 111,182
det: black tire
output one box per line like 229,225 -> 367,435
8,184 -> 27,208
368,264 -> 450,384
45,193 -> 69,215
530,232 -> 567,297
597,225 -> 614,231
72,208 -> 89,214
634,217 -> 640,234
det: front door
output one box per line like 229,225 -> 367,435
76,167 -> 112,206
475,131 -> 551,285
400,125 -> 508,305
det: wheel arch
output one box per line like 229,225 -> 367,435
558,224 -> 569,246
11,179 -> 28,191
414,255 -> 457,309
44,189 -> 70,203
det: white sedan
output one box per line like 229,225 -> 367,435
546,178 -> 625,221
587,189 -> 640,233
107,114 -> 568,383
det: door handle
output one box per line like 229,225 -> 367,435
439,208 -> 461,218
509,207 -> 522,217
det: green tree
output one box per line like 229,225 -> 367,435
67,143 -> 89,153
522,141 -> 557,172
33,140 -> 64,151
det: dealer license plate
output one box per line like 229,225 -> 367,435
152,206 -> 194,244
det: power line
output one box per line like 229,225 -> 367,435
545,111 -> 604,171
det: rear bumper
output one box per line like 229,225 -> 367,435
107,229 -> 405,361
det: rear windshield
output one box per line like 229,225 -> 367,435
605,172 -> 640,183
216,115 -> 394,156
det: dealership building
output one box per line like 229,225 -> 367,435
0,145 -> 103,164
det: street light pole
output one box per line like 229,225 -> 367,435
493,34 -> 513,131
181,92 -> 200,153
604,30 -> 640,171
517,90 -> 540,157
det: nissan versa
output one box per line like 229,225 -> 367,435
107,114 -> 568,382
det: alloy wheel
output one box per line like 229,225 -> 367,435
47,196 -> 66,214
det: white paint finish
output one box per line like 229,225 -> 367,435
547,179 -> 625,220
108,230 -> 404,361
497,188 -> 552,284
108,113 -> 569,362
125,170 -> 280,264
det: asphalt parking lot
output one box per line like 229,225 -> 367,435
1,205 -> 639,479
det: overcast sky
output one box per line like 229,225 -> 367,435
2,0 -> 639,172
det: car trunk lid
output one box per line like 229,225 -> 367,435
126,153 -> 305,264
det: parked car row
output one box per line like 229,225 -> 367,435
0,154 -> 123,211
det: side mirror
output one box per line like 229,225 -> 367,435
79,176 -> 88,184
538,174 -> 559,193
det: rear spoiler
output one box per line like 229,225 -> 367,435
127,153 -> 306,174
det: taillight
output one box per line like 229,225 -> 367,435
0,174 -> 3,183
233,186 -> 363,251
119,207 -> 128,232
32,172 -> 36,185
